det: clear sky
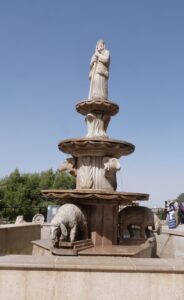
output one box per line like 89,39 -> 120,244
0,0 -> 184,207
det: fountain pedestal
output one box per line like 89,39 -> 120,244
90,204 -> 118,246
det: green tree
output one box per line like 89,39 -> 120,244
0,168 -> 76,222
176,193 -> 184,204
52,171 -> 76,189
39,169 -> 55,189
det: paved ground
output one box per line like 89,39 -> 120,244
162,224 -> 184,232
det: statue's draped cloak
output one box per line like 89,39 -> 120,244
89,49 -> 110,100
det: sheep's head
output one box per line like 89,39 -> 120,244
50,225 -> 61,246
58,157 -> 77,176
103,157 -> 121,176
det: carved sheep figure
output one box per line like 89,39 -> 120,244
50,204 -> 88,246
58,157 -> 77,177
119,206 -> 161,239
103,157 -> 121,190
15,215 -> 26,224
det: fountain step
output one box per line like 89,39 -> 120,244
32,238 -> 155,258
78,239 -> 154,257
32,239 -> 94,256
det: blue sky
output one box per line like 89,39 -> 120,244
0,0 -> 184,207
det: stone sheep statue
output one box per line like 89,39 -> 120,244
50,204 -> 88,247
119,206 -> 161,239
58,157 -> 77,177
15,215 -> 26,224
103,157 -> 121,190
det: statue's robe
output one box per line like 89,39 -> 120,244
88,49 -> 110,100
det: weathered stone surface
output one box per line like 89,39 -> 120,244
157,225 -> 184,258
58,157 -> 77,176
76,156 -> 120,191
0,224 -> 41,254
76,99 -> 119,116
50,204 -> 88,246
42,189 -> 149,205
15,215 -> 26,224
0,255 -> 184,300
79,239 -> 155,257
32,214 -> 44,225
43,40 -> 150,252
58,138 -> 135,158
85,113 -> 110,138
88,40 -> 110,100
32,239 -> 94,256
119,206 -> 161,239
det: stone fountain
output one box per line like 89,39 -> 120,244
1,41 -> 184,300
41,40 -> 150,256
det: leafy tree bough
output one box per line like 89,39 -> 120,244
0,169 -> 76,222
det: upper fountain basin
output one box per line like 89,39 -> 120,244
76,99 -> 119,116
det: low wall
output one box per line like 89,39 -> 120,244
157,225 -> 184,258
0,255 -> 184,300
40,223 -> 50,239
0,225 -> 184,299
1,222 -> 184,258
0,224 -> 41,254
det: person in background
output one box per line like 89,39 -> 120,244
173,200 -> 179,225
178,202 -> 184,224
167,202 -> 177,229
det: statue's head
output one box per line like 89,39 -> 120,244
96,40 -> 105,52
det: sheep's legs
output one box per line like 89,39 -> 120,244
70,225 -> 77,242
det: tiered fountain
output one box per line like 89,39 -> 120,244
42,40 -> 149,256
0,41 -> 182,300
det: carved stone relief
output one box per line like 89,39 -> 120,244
85,113 -> 110,138
76,156 -> 120,191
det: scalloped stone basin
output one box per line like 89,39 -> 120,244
58,138 -> 135,158
42,189 -> 149,205
76,99 -> 119,116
